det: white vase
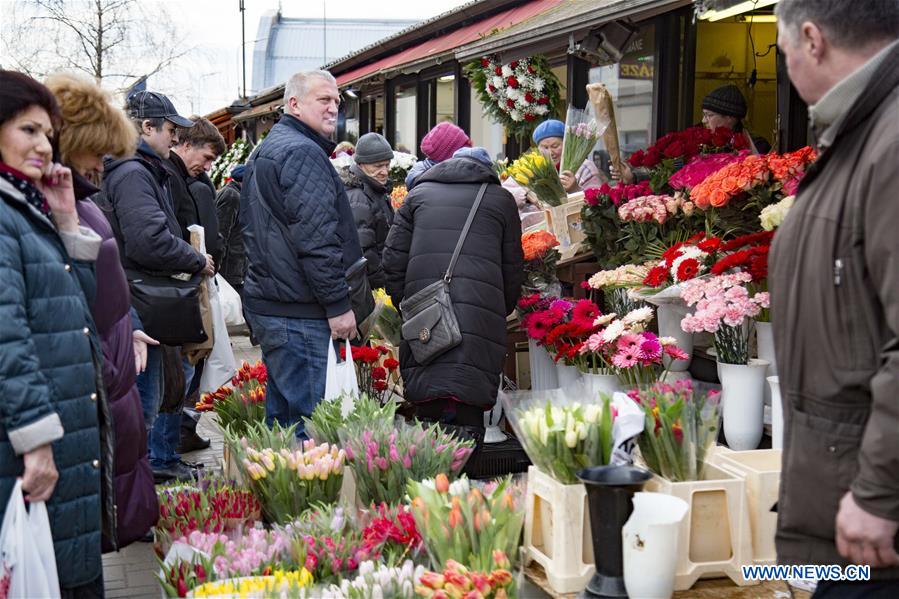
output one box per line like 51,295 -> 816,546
657,303 -> 692,372
582,372 -> 621,399
528,339 -> 558,391
768,375 -> 783,450
719,359 -> 769,450
755,321 -> 777,417
622,492 -> 689,599
556,362 -> 582,389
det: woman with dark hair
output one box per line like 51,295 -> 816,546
47,71 -> 159,552
0,70 -> 107,597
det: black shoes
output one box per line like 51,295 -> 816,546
177,428 -> 211,453
152,461 -> 199,484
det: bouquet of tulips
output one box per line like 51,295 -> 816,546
156,477 -> 262,542
416,557 -> 515,599
342,419 -> 475,506
628,380 -> 721,481
195,361 -> 267,437
360,503 -> 423,564
188,569 -> 314,598
505,149 -> 566,207
409,474 -> 524,576
320,560 -> 425,599
304,393 -> 398,447
238,440 -> 346,524
560,106 -> 602,175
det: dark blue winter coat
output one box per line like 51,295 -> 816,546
0,174 -> 105,588
240,114 -> 363,319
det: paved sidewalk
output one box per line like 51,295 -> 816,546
101,334 -> 260,598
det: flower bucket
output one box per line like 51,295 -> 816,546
755,321 -> 776,417
622,492 -> 689,599
656,303 -> 692,372
582,372 -> 621,399
719,359 -> 769,451
556,361 -> 582,389
528,338 -> 558,391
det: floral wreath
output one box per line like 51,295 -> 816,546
464,54 -> 562,141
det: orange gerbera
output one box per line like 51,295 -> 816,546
521,230 -> 560,261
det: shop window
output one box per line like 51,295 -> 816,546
374,96 -> 385,135
394,83 -> 417,154
693,16 -> 777,151
343,97 -> 359,144
435,75 -> 455,126
551,64 -> 568,118
588,22 -> 656,164
468,85 -> 505,160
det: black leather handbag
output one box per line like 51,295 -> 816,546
400,183 -> 487,365
127,270 -> 208,346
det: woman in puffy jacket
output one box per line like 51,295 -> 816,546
0,70 -> 106,597
47,71 -> 159,552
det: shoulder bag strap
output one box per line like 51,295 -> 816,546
444,182 -> 488,284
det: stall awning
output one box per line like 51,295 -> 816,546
335,0 -> 565,87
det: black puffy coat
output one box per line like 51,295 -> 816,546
100,141 -> 206,275
383,157 -> 524,408
215,180 -> 245,288
240,114 -> 363,319
339,164 -> 394,289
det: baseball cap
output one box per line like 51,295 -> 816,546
127,90 -> 194,128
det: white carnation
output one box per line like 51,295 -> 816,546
510,109 -> 523,121
533,77 -> 546,91
502,64 -> 513,77
536,105 -> 550,115
492,76 -> 504,89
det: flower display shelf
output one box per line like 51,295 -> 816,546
709,447 -> 781,565
523,465 -> 594,594
644,462 -> 756,591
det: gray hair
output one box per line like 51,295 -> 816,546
283,70 -> 337,104
776,0 -> 899,48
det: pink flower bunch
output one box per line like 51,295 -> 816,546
679,272 -> 769,334
183,528 -> 294,579
583,180 -> 653,207
303,532 -> 375,580
617,195 -> 673,224
667,151 -> 749,191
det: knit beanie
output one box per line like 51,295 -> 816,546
452,146 -> 493,167
354,132 -> 394,164
532,119 -> 565,144
420,122 -> 471,162
230,164 -> 246,181
701,85 -> 748,119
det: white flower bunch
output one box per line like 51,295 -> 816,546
759,195 -> 795,231
210,137 -> 251,188
318,560 -> 425,599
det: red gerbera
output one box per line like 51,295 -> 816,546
662,244 -> 684,268
571,300 -> 600,326
720,231 -> 775,252
676,258 -> 700,281
696,237 -> 722,252
643,265 -> 670,287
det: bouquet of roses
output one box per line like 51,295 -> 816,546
581,307 -> 689,387
766,146 -> 816,195
641,233 -> 722,290
340,343 -> 400,404
581,181 -> 660,269
521,230 -> 561,295
156,477 -> 262,542
505,149 -> 566,207
505,395 -> 617,484
667,151 -> 749,192
416,558 -> 515,599
560,106 -> 603,175
629,380 -> 721,482
304,393 -> 398,447
195,361 -> 267,437
408,475 -> 524,574
760,195 -> 795,231
679,272 -> 770,364
238,440 -> 346,523
342,419 -> 475,506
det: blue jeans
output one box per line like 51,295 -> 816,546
148,357 -> 194,468
135,344 -> 162,430
245,309 -> 331,439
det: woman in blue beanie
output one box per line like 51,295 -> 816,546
532,119 -> 605,192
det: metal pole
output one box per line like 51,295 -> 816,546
240,0 -> 246,98
323,1 -> 327,65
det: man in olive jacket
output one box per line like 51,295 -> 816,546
771,1 -> 899,595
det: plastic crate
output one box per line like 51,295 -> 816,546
464,437 -> 531,480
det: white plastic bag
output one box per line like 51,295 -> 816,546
199,277 -> 238,394
0,480 -> 61,599
215,274 -> 245,327
324,340 -> 359,417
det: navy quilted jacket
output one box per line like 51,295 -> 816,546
240,115 -> 363,319
0,176 -> 104,588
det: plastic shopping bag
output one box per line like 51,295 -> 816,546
199,277 -> 238,394
324,340 -> 359,418
215,274 -> 245,327
0,480 -> 61,599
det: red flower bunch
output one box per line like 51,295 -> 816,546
711,231 -> 775,282
642,233 -> 722,288
156,479 -> 262,542
303,532 -> 375,580
158,557 -> 211,598
196,361 -> 267,436
361,503 -> 423,561
231,360 -> 267,387
767,146 -> 816,195
341,343 -> 399,401
522,298 -> 602,366
584,180 -> 653,206
628,126 -> 747,169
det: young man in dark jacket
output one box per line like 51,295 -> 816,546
771,1 -> 899,595
216,164 -> 246,291
101,90 -> 214,483
240,70 -> 364,439
383,147 -> 524,447
339,132 -> 394,289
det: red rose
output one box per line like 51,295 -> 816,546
676,258 -> 700,281
583,187 -> 600,206
488,84 -> 496,93
537,96 -> 549,105
494,66 -> 502,75
481,58 -> 490,68
645,148 -> 663,166
507,76 -> 519,88
628,150 -> 645,167
527,65 -> 536,74
506,98 -> 515,108
643,265 -> 670,287
711,127 -> 732,148
664,140 -> 685,159
510,60 -> 519,69
524,113 -> 536,121
524,92 -> 535,103
732,133 -> 749,150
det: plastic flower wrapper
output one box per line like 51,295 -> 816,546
505,149 -> 566,207
196,360 -> 267,437
366,288 -> 402,345
408,474 -> 524,576
500,385 -> 643,484
628,380 -> 721,482
521,230 -> 561,296
560,105 -> 604,175
304,393 -> 398,447
341,418 -> 475,506
318,559 -> 425,599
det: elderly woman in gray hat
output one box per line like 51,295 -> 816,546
339,132 -> 395,289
